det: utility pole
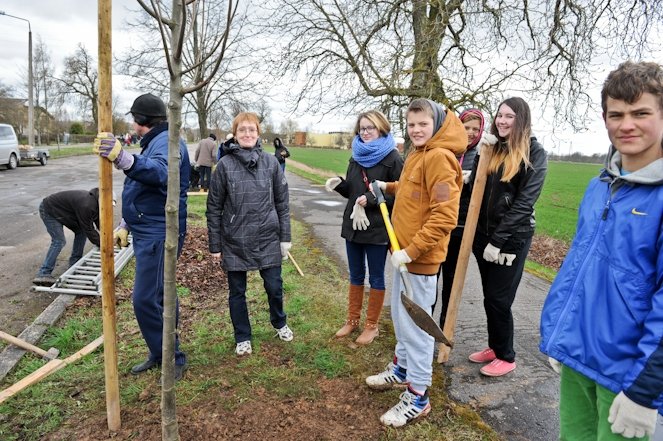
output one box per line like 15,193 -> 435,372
0,11 -> 34,146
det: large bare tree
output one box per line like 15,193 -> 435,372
270,0 -> 663,130
56,44 -> 99,127
134,0 -> 237,439
121,1 -> 260,136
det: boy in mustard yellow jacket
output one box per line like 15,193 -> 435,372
366,98 -> 466,427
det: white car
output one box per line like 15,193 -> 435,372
0,123 -> 20,170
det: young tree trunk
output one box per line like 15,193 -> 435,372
161,0 -> 184,439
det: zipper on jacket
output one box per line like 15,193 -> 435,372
544,183 -> 612,353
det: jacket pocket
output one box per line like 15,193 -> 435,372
405,169 -> 423,200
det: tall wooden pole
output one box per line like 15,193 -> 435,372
437,146 -> 493,363
97,0 -> 121,430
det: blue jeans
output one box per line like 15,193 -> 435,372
280,162 -> 286,172
345,240 -> 388,289
227,266 -> 286,343
37,201 -> 86,276
199,165 -> 212,190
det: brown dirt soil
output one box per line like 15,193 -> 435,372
44,226 -> 389,441
528,235 -> 568,270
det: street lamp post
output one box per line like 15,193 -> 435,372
0,11 -> 34,146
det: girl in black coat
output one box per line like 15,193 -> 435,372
325,110 -> 403,344
274,137 -> 290,172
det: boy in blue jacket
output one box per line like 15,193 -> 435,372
540,61 -> 663,440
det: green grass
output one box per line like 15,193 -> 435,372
287,146 -> 352,175
535,161 -> 601,244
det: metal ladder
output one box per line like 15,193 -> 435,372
33,237 -> 134,296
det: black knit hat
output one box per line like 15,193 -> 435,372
126,93 -> 167,117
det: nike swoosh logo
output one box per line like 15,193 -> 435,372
631,208 -> 647,216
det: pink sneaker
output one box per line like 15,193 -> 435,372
480,359 -> 517,377
468,348 -> 496,363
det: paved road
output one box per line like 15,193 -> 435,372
0,154 -> 124,335
285,170 -> 560,441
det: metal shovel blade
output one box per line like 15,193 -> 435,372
400,293 -> 452,346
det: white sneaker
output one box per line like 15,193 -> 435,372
365,361 -> 408,390
235,340 -> 252,356
276,324 -> 294,342
379,388 -> 431,427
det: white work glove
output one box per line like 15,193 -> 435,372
476,133 -> 498,154
280,242 -> 292,261
350,203 -> 370,230
498,252 -> 517,266
548,357 -> 561,374
462,170 -> 472,184
390,250 -> 412,268
483,243 -> 501,263
608,392 -> 657,438
373,180 -> 387,191
325,177 -> 342,192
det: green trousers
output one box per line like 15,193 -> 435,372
560,365 -> 649,441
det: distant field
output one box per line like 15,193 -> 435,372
286,146 -> 602,245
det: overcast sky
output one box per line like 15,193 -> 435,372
1,1 -> 660,155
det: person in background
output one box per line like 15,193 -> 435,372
218,133 -> 234,162
325,110 -> 403,345
541,60 -> 663,441
468,97 -> 547,377
195,133 -> 217,191
32,188 -> 114,286
366,98 -> 466,427
274,137 -> 290,172
207,112 -> 293,357
94,92 -> 190,381
434,109 -> 496,329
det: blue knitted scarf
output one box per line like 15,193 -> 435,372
351,133 -> 396,168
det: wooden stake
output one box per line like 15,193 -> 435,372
287,251 -> 305,277
97,0 -> 121,430
0,336 -> 104,404
438,146 -> 493,363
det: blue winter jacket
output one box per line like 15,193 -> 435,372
121,124 -> 190,239
540,146 -> 663,414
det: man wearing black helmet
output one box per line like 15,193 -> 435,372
93,93 -> 190,381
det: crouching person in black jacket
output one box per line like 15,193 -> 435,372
33,188 -> 114,286
207,112 -> 293,357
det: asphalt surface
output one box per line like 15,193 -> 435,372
285,171 -> 560,441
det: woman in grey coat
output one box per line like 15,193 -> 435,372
206,112 -> 293,356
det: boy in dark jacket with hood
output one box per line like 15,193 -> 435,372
540,61 -> 663,440
33,188 -> 111,286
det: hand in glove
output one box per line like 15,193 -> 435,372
548,357 -> 561,374
498,252 -> 517,266
280,242 -> 292,261
608,392 -> 657,438
462,170 -> 472,184
325,177 -> 342,192
114,226 -> 129,248
476,133 -> 498,154
373,180 -> 387,191
390,250 -> 412,268
350,203 -> 370,230
94,132 -> 134,170
483,243 -> 501,263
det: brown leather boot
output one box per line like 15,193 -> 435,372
355,288 -> 385,345
335,284 -> 364,338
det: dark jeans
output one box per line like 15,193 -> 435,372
472,232 -> 532,363
434,230 -> 463,328
345,240 -> 388,290
227,266 -> 287,343
37,201 -> 87,276
199,165 -> 212,190
132,234 -> 187,366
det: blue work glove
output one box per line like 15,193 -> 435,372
608,392 -> 657,438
